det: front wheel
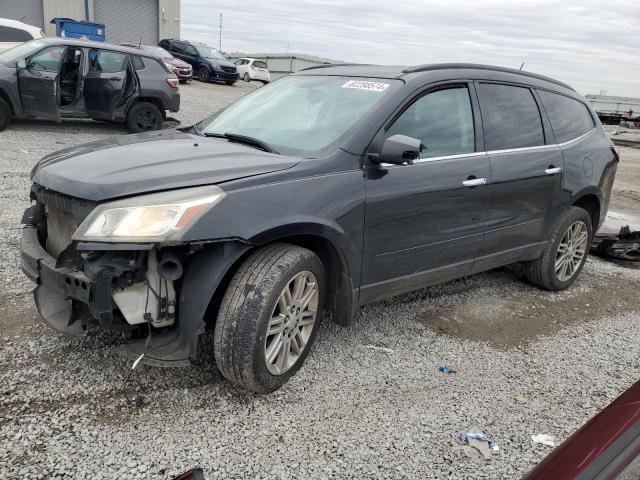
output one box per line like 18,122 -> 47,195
126,102 -> 163,132
0,97 -> 12,131
243,73 -> 250,82
214,244 -> 325,393
525,206 -> 593,290
198,66 -> 210,82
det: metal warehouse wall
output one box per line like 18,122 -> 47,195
1,0 -> 45,28
42,0 -> 88,36
94,0 -> 159,44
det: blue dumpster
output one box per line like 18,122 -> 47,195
50,18 -> 106,42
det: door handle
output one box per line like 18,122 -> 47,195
462,177 -> 487,187
108,77 -> 123,81
545,166 -> 563,175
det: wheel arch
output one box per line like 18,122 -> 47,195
0,87 -> 17,116
572,191 -> 602,230
127,96 -> 166,115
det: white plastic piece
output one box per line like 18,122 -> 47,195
112,250 -> 175,328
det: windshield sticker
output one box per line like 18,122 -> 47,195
342,80 -> 390,92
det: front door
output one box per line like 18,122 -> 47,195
18,45 -> 66,121
472,82 -> 565,271
361,84 -> 490,303
84,49 -> 129,120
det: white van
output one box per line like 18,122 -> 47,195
0,18 -> 45,53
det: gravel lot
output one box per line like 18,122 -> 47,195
1,80 -> 639,479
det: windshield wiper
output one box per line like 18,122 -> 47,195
204,132 -> 279,154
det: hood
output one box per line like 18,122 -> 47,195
32,129 -> 301,201
206,58 -> 235,68
166,57 -> 190,68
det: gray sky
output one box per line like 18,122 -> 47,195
182,0 -> 640,97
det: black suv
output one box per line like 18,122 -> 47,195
0,38 -> 180,132
159,39 -> 238,84
20,64 -> 618,393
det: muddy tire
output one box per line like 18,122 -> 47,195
214,244 -> 325,393
126,102 -> 163,132
525,206 -> 593,291
0,97 -> 11,131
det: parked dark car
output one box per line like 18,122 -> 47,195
524,379 -> 640,479
20,64 -> 618,393
0,37 -> 180,132
159,38 -> 238,84
121,43 -> 192,83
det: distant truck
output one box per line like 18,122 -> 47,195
585,94 -> 640,126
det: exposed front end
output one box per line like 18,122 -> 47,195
20,183 -> 235,366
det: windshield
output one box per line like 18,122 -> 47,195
198,75 -> 398,156
194,45 -> 225,60
0,39 -> 47,63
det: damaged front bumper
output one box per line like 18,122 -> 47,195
21,219 -> 251,367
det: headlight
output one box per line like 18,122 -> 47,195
72,185 -> 226,243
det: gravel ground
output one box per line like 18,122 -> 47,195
1,80 -> 639,479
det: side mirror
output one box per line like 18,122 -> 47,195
377,134 -> 424,165
16,58 -> 26,69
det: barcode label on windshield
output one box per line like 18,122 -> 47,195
342,80 -> 390,92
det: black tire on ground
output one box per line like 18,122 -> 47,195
525,206 -> 593,291
243,73 -> 250,82
225,80 -> 236,86
198,67 -> 210,82
214,243 -> 325,393
126,102 -> 163,133
0,97 -> 12,131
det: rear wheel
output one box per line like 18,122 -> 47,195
214,244 -> 325,393
126,102 -> 163,132
525,206 -> 592,290
198,67 -> 210,82
0,97 -> 12,131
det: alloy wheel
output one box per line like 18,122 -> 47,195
136,109 -> 158,130
264,271 -> 319,375
555,220 -> 589,281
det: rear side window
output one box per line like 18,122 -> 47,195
131,55 -> 145,70
90,50 -> 128,73
0,26 -> 34,42
171,41 -> 186,53
538,90 -> 595,143
387,87 -> 475,158
477,83 -> 545,150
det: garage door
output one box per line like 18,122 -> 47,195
1,0 -> 44,28
94,0 -> 159,44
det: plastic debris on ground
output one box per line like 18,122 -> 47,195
457,432 -> 499,460
439,366 -> 457,374
591,225 -> 640,262
531,433 -> 556,447
364,345 -> 394,354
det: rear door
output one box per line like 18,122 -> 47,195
361,83 -> 490,301
473,82 -> 565,271
83,49 -> 130,120
18,45 -> 66,121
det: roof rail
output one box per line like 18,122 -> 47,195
298,63 -> 362,72
401,63 -> 575,91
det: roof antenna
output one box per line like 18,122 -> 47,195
519,62 -> 525,71
138,36 -> 143,48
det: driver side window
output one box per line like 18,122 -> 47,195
387,87 -> 475,159
28,46 -> 66,72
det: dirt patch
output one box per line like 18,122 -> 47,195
416,266 -> 639,349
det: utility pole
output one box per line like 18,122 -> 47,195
219,13 -> 222,51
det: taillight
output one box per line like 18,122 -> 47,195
166,78 -> 179,89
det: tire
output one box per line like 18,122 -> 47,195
525,206 -> 593,291
225,80 -> 236,86
126,102 -> 163,133
0,97 -> 12,131
243,73 -> 250,82
214,244 -> 325,393
198,66 -> 210,82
